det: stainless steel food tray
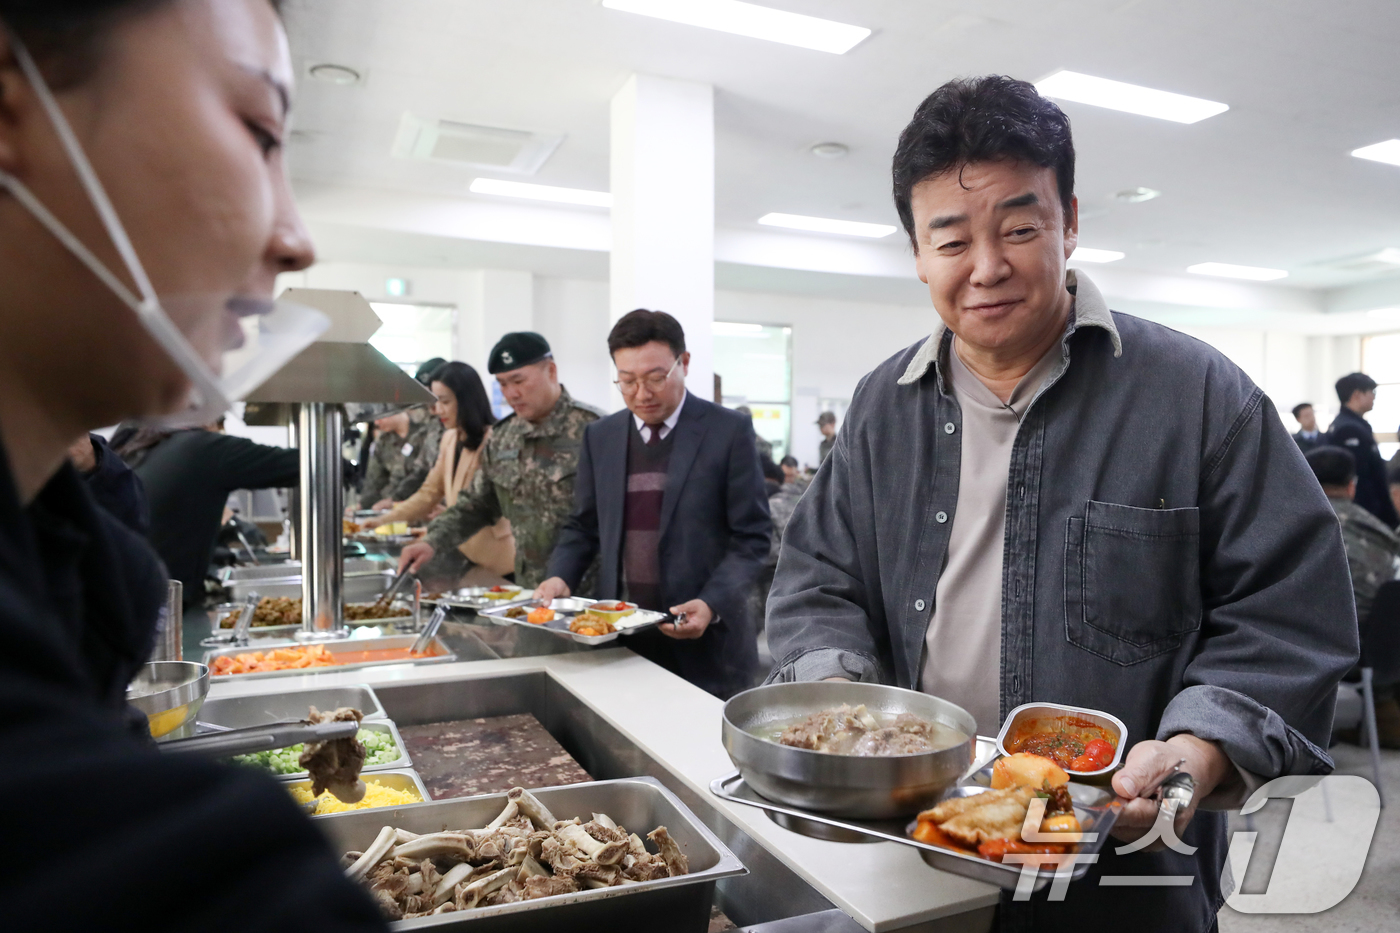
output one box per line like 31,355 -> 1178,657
316,776 -> 746,931
208,599 -> 418,637
204,634 -> 456,681
287,768 -> 431,812
711,746 -> 1122,894
199,684 -> 388,727
422,585 -> 535,612
230,719 -> 412,778
477,597 -> 667,645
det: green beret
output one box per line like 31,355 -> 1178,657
488,332 -> 552,374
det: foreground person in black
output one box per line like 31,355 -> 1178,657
0,1 -> 384,929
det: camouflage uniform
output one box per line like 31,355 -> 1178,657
1329,495 -> 1400,622
425,387 -> 603,588
359,417 -> 434,509
392,410 -> 443,500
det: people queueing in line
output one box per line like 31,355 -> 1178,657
534,310 -> 772,699
398,333 -> 605,592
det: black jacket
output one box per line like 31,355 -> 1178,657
128,430 -> 300,599
0,440 -> 384,932
82,433 -> 150,535
1329,408 -> 1399,528
548,393 -> 771,697
1292,429 -> 1326,454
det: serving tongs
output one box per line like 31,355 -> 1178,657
199,591 -> 260,648
370,568 -> 416,617
409,604 -> 448,655
158,718 -> 359,759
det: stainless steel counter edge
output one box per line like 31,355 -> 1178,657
206,650 -> 1002,931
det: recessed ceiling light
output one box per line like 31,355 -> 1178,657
810,142 -> 849,159
757,212 -> 896,238
1366,307 -> 1400,319
1070,247 -> 1125,263
1036,71 -> 1228,124
1375,247 -> 1400,265
1114,186 -> 1161,203
469,178 -> 612,208
308,63 -> 361,86
1351,140 -> 1400,167
601,0 -> 871,54
1186,262 -> 1288,281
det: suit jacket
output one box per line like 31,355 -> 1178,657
1329,408 -> 1399,528
1292,429 -> 1325,454
549,393 -> 772,696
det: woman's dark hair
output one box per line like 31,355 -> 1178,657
432,361 -> 494,452
892,75 -> 1075,251
2,0 -> 283,87
607,308 -> 686,358
1305,446 -> 1357,488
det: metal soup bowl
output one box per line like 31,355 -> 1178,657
722,682 -> 976,819
126,661 -> 210,740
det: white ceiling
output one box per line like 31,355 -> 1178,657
282,0 -> 1400,292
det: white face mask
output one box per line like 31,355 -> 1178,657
0,26 -> 327,427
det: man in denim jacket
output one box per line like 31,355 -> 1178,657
766,76 -> 1356,933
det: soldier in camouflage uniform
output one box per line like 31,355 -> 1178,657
359,407 -> 434,509
399,332 -> 603,589
391,408 -> 442,500
1307,445 -> 1400,622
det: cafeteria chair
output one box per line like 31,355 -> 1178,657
1333,580 -> 1400,807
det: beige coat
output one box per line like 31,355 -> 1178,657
379,427 -> 515,575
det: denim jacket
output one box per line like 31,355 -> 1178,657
765,272 -> 1357,932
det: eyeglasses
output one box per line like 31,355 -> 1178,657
614,356 -> 681,395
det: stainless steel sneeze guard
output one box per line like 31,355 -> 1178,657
316,776 -> 746,932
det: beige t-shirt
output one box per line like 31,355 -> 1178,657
918,337 -> 1061,735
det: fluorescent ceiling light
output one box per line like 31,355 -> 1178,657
758,212 -> 896,238
1366,307 -> 1400,319
1036,70 -> 1228,124
601,0 -> 870,54
1186,262 -> 1288,281
713,321 -> 765,336
1352,139 -> 1400,167
1375,247 -> 1400,265
1070,247 -> 1125,263
469,178 -> 611,208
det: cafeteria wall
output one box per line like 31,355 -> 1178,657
264,262 -> 1364,467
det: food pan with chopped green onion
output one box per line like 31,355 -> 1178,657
227,719 -> 409,777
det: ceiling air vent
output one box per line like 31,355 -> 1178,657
391,114 -> 563,174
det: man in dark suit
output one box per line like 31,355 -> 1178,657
536,310 -> 771,697
1291,402 -> 1324,453
1328,372 -> 1399,528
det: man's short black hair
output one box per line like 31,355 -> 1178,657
1335,372 -> 1377,405
1290,402 -> 1313,420
608,309 -> 686,358
780,455 -> 798,468
892,75 -> 1075,251
1306,445 -> 1357,488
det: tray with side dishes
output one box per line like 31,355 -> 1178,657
476,597 -> 668,646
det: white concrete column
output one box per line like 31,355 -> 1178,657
454,269 -> 535,374
610,73 -> 715,400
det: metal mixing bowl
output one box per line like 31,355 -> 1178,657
126,661 -> 210,740
722,681 -> 977,819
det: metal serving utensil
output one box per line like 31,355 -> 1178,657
371,568 -> 415,617
157,718 -> 359,758
409,604 -> 448,655
230,591 -> 260,646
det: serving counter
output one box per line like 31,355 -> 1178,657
200,613 -> 1000,932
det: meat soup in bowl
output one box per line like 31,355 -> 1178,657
722,682 -> 976,819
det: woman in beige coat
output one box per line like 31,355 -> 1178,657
378,362 -> 514,577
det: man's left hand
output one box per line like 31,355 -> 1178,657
1110,734 -> 1234,847
662,599 -> 713,639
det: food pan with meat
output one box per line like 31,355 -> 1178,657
317,776 -> 745,930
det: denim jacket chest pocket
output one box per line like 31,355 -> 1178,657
1064,500 -> 1202,665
